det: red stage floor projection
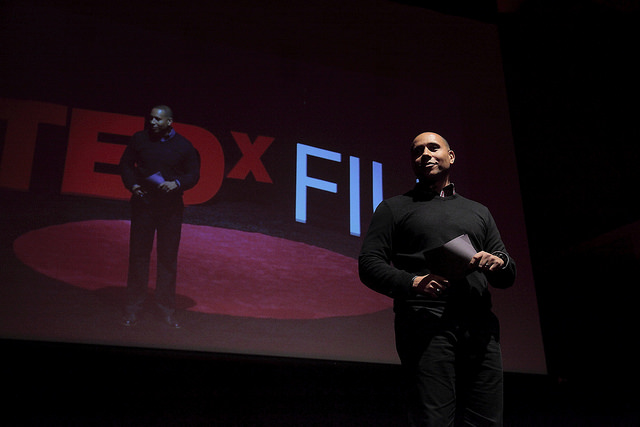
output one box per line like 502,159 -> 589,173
13,220 -> 392,320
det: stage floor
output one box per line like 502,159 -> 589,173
3,339 -> 638,427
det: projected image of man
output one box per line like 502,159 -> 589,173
119,105 -> 200,328
359,132 -> 516,426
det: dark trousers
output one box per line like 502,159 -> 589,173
395,309 -> 504,427
125,196 -> 184,315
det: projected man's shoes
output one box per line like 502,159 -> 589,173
163,314 -> 181,329
121,312 -> 138,327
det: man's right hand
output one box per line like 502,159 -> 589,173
131,184 -> 146,197
412,274 -> 450,298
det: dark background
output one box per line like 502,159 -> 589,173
498,0 -> 640,395
2,0 -> 639,425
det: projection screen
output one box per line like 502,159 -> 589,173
0,1 -> 546,374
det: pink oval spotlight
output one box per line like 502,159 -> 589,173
13,220 -> 392,319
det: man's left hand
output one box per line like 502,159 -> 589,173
158,180 -> 179,193
469,251 -> 504,272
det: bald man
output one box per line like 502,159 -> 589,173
359,132 -> 516,426
120,105 -> 200,328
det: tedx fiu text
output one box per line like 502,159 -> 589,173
0,98 -> 383,236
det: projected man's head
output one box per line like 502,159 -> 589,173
410,132 -> 455,185
148,105 -> 174,137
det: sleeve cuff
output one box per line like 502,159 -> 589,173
491,251 -> 510,269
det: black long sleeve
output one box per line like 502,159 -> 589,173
359,189 -> 515,315
120,130 -> 200,193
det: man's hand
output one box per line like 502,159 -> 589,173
469,251 -> 505,272
131,184 -> 146,197
158,180 -> 179,193
413,274 -> 449,298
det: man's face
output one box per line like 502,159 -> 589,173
149,108 -> 173,135
411,132 -> 455,182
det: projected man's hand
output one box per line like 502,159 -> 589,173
158,180 -> 179,193
131,185 -> 146,197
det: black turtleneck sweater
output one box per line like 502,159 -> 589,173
358,183 -> 516,318
120,129 -> 200,197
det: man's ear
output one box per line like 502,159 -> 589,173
449,150 -> 455,164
